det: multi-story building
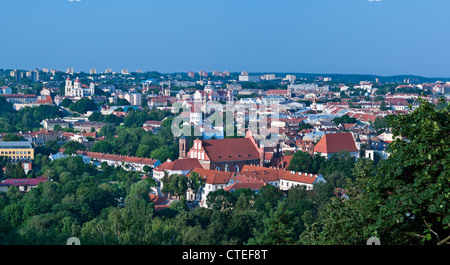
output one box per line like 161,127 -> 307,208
285,74 -> 297,83
41,119 -> 70,130
239,74 -> 261,82
198,71 -> 208,77
73,121 -> 107,133
1,94 -> 38,104
0,177 -> 48,193
27,70 -> 39,83
125,93 -> 142,106
0,141 -> 34,160
261,74 -> 276,81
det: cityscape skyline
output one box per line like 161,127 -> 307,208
1,0 -> 449,77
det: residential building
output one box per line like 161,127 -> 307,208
0,141 -> 34,160
125,92 -> 142,106
142,120 -> 163,133
1,94 -> 37,104
76,151 -> 161,172
187,165 -> 326,208
279,171 -> 325,191
42,119 -> 70,130
152,158 -> 202,183
0,177 -> 48,193
199,71 -> 208,77
239,75 -> 261,82
285,75 -> 297,83
261,74 -> 276,81
313,132 -> 359,159
186,168 -> 233,206
73,121 -> 107,133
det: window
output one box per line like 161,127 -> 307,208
215,167 -> 220,171
234,165 -> 239,172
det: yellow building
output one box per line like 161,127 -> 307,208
0,141 -> 34,160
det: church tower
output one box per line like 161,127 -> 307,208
311,94 -> 317,111
89,82 -> 95,95
179,136 -> 188,159
65,77 -> 73,96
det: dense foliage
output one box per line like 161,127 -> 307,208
91,117 -> 178,162
0,97 -> 64,132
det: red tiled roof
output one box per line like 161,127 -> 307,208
154,158 -> 202,172
224,181 -> 265,191
279,171 -> 318,184
239,169 -> 280,182
341,123 -> 356,130
283,155 -> 293,168
314,132 -> 358,154
187,167 -> 232,185
201,138 -> 260,162
149,194 -> 169,205
0,177 -> 48,187
76,151 -> 159,165
266,89 -> 288,95
143,120 -> 163,126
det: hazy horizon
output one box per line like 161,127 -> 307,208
1,0 -> 449,77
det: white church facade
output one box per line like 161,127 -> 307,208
65,77 -> 95,98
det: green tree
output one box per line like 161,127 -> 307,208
2,133 -> 25,141
186,171 -> 205,202
371,99 -> 449,244
69,98 -> 98,114
332,114 -> 357,125
300,158 -> 378,245
206,189 -> 235,211
379,100 -> 388,111
288,151 -> 325,174
302,99 -> 450,245
253,184 -> 283,211
248,200 -> 296,245
62,141 -> 86,155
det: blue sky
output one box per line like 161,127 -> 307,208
1,0 -> 449,77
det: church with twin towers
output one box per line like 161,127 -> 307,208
65,76 -> 95,98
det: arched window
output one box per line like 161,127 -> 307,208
234,165 -> 239,172
215,167 -> 220,171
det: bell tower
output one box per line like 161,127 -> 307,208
65,77 -> 72,96
179,136 -> 188,159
